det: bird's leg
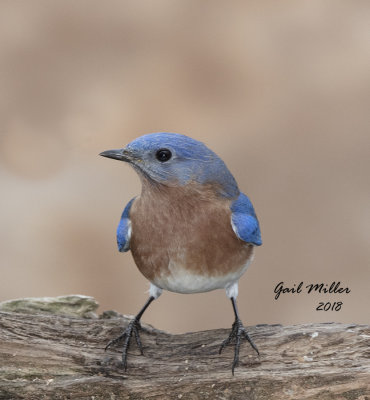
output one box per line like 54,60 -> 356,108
219,297 -> 259,374
105,296 -> 155,370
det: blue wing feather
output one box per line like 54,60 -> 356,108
230,192 -> 262,246
117,198 -> 135,252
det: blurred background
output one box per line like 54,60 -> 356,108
0,1 -> 369,333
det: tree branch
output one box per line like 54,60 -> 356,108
0,296 -> 369,399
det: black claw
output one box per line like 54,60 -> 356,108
133,323 -> 144,354
105,318 -> 143,369
105,335 -> 124,351
244,330 -> 260,356
219,318 -> 259,374
219,320 -> 238,354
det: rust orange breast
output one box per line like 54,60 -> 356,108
129,183 -> 254,292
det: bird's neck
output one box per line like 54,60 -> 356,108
139,178 -> 229,205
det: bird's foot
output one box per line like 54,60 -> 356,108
105,318 -> 143,370
219,318 -> 259,374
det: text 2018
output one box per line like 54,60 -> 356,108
316,301 -> 342,311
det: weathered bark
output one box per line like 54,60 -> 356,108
0,296 -> 369,400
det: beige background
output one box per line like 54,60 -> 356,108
1,1 -> 369,333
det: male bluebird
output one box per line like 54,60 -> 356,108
100,133 -> 262,374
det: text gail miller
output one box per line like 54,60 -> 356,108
274,281 -> 351,311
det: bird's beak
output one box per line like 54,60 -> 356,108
99,148 -> 132,162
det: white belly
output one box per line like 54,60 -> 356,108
151,257 -> 252,294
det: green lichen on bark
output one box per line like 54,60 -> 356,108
0,295 -> 98,318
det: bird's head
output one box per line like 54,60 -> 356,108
100,133 -> 239,198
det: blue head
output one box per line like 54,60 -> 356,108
100,133 -> 239,198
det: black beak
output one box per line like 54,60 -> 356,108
99,148 -> 132,162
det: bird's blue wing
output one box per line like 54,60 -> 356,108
230,192 -> 262,246
117,198 -> 135,252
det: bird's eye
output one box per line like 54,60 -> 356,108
156,148 -> 172,162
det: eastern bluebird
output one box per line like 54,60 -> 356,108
100,133 -> 262,374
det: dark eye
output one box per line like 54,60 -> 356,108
156,148 -> 172,162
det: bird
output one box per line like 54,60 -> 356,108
100,132 -> 262,374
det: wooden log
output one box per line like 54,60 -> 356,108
0,296 -> 369,399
